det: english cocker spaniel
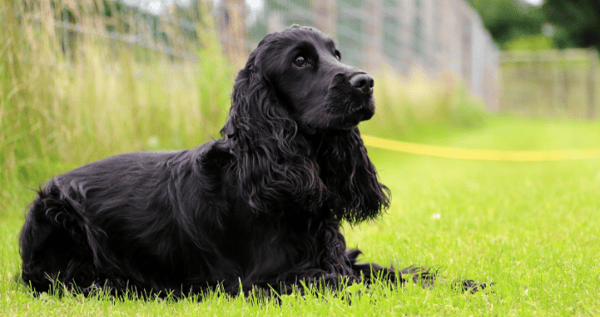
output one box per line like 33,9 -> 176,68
20,25 -> 482,297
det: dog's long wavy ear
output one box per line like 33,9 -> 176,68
221,53 -> 326,215
316,129 -> 390,224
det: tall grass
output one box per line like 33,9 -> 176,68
0,0 -> 233,186
499,49 -> 600,119
363,67 -> 487,140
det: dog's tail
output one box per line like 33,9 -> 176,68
19,184 -> 99,293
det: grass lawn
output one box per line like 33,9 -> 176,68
1,116 -> 599,316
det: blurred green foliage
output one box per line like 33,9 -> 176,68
469,0 -> 545,48
542,0 -> 600,51
468,0 -> 600,51
467,0 -> 545,49
503,34 -> 554,51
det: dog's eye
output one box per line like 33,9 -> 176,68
294,56 -> 307,67
335,51 -> 341,60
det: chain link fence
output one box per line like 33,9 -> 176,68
217,0 -> 499,110
21,0 -> 499,110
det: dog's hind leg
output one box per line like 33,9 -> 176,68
20,186 -> 98,294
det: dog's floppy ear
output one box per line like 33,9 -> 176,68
221,49 -> 326,215
316,129 -> 390,224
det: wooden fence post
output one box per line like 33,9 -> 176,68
588,48 -> 598,119
218,0 -> 247,70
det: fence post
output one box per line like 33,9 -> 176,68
312,0 -> 337,38
562,51 -> 569,114
363,0 -> 382,73
588,48 -> 598,119
218,0 -> 247,70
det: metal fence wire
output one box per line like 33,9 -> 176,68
37,0 -> 499,110
217,0 -> 500,110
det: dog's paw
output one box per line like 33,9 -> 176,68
452,279 -> 494,293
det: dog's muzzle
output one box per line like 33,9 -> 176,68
351,104 -> 375,122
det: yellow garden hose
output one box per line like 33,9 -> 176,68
362,135 -> 600,162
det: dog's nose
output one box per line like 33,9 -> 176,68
350,73 -> 374,95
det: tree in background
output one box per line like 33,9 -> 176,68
468,0 -> 600,51
542,0 -> 600,50
466,0 -> 545,49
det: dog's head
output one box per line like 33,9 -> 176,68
222,25 -> 388,222
231,25 -> 375,134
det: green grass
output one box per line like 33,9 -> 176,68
2,116 -> 600,316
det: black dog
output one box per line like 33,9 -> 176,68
21,25 -> 475,297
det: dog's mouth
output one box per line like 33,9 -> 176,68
352,105 -> 375,121
334,106 -> 375,130
339,98 -> 376,128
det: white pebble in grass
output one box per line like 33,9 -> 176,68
432,214 -> 441,219
146,136 -> 160,150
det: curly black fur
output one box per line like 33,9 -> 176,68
20,25 -> 475,298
